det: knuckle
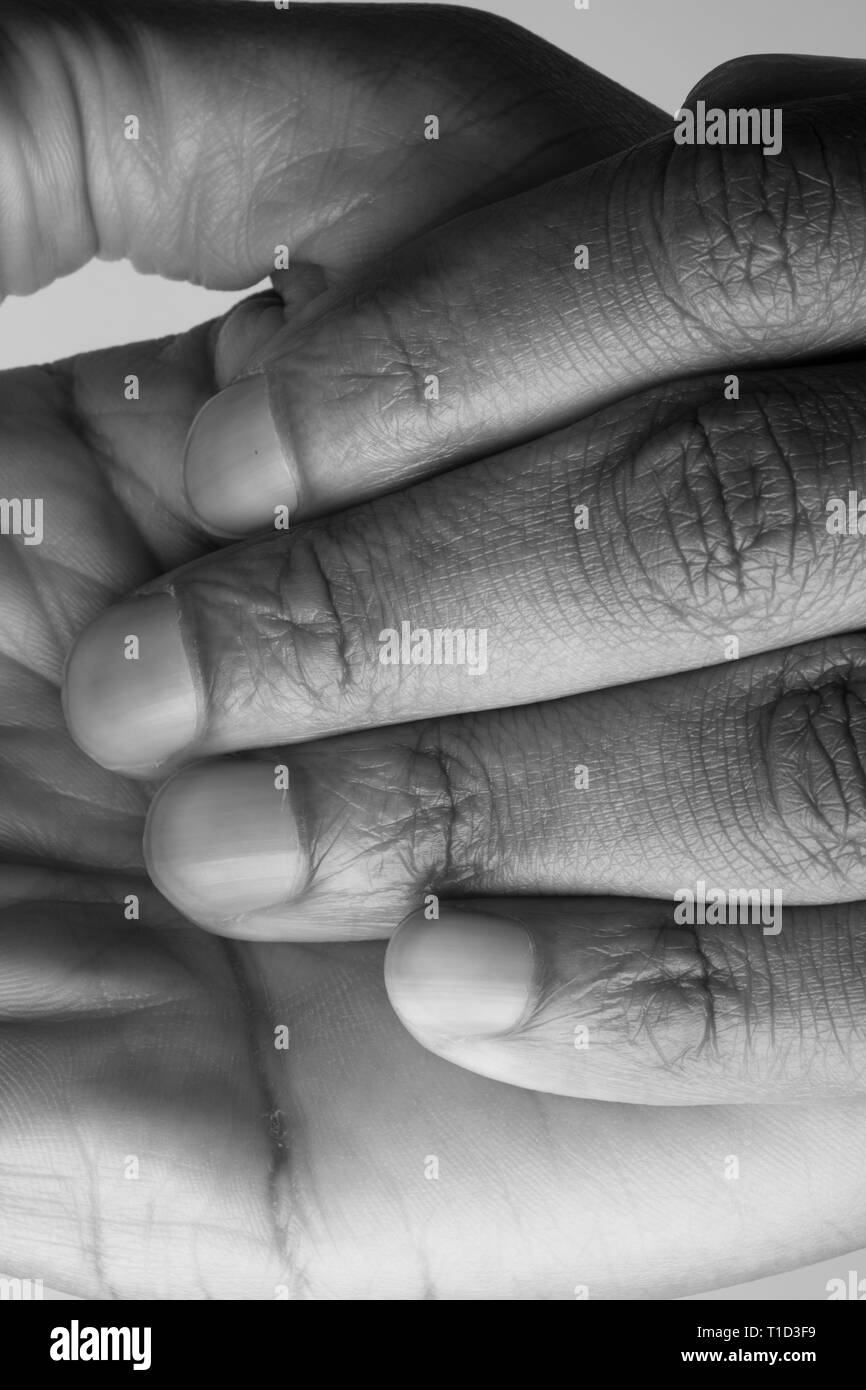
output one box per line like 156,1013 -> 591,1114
403,719 -> 497,888
650,110 -> 866,342
756,645 -> 866,888
295,286 -> 438,477
625,388 -> 806,620
338,261 -> 445,377
613,918 -> 745,1084
608,906 -> 866,1098
208,530 -> 372,720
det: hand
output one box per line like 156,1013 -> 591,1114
5,2 -> 864,1295
0,0 -> 665,297
1,351 -> 864,1291
63,54 -> 866,1114
10,0 -> 829,1302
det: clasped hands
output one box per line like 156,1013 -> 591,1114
3,0 -> 866,1298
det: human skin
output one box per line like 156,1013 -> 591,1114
2,0 -> 866,1296
61,45 -> 866,1115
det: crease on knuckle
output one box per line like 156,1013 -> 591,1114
329,273 -> 454,449
647,121 -> 862,346
593,919 -> 744,1079
622,391 -> 805,623
404,720 -> 495,890
756,652 -> 866,883
254,531 -> 368,713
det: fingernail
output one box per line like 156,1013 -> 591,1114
184,375 -> 298,537
62,594 -> 198,774
385,910 -> 536,1039
145,761 -> 308,920
215,296 -> 286,388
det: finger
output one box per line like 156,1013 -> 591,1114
8,897 -> 866,1298
253,941 -> 866,1297
685,52 -> 866,107
141,630 -> 866,938
64,361 -> 866,774
0,0 -> 666,296
384,896 -> 866,1104
213,292 -> 288,392
182,90 -> 866,533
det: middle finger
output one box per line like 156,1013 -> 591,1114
64,360 -> 866,775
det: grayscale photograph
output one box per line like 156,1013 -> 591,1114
1,0 -> 865,1343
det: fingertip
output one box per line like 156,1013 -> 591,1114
183,376 -> 299,538
214,293 -> 287,389
62,595 -> 199,776
144,759 -> 309,927
385,908 -> 537,1042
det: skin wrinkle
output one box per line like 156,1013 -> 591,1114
562,457 -> 606,633
799,116 -> 840,266
0,525 -> 70,684
694,681 -> 754,881
622,929 -> 718,1076
671,683 -> 739,878
445,715 -> 512,886
840,913 -> 866,1048
611,152 -> 679,368
799,685 -> 860,838
749,391 -> 804,586
627,426 -> 712,622
813,685 -> 862,836
811,681 -> 866,844
646,139 -> 722,342
394,731 -> 457,889
672,145 -> 777,339
758,654 -> 866,885
712,923 -> 760,1065
625,375 -> 863,632
218,938 -> 301,1296
46,362 -> 163,581
406,720 -> 498,891
361,287 -> 436,416
296,760 -> 355,899
49,29 -> 99,276
810,917 -> 848,1066
515,902 -> 866,1097
197,532 -> 358,724
686,406 -> 750,601
299,535 -> 355,695
626,406 -> 706,597
609,440 -> 669,626
0,41 -> 57,293
747,662 -> 800,871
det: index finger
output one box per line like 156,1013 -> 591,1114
184,84 -> 866,533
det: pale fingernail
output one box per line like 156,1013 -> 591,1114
385,910 -> 536,1039
184,375 -> 298,537
145,761 -> 308,920
214,296 -> 286,388
62,594 -> 198,774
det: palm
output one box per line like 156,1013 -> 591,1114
3,327 -> 866,1299
0,326 -> 257,1296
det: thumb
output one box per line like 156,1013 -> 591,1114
0,0 -> 668,297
